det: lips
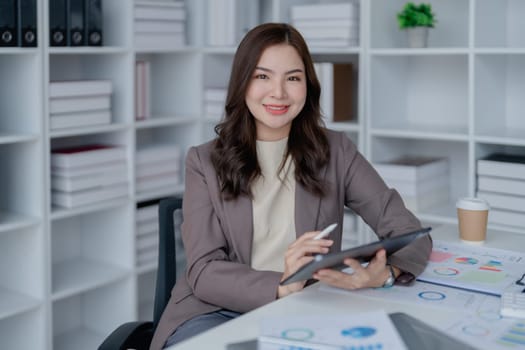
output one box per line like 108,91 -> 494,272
264,104 -> 289,115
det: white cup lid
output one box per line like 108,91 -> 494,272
456,197 -> 489,210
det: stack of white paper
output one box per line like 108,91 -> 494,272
206,0 -> 259,46
49,80 -> 112,130
134,0 -> 186,50
136,202 -> 159,268
204,87 -> 227,121
51,144 -> 128,208
291,2 -> 360,48
373,156 -> 450,212
135,144 -> 182,194
476,153 -> 525,228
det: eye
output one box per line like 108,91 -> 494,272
288,76 -> 301,82
255,74 -> 269,80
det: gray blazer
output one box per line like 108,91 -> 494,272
150,130 -> 432,350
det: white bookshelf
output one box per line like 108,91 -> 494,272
0,0 -> 524,349
367,0 -> 525,235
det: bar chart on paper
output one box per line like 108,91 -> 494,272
417,241 -> 525,296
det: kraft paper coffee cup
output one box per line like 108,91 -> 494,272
456,197 -> 489,244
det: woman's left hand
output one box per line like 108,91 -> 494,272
312,249 -> 394,290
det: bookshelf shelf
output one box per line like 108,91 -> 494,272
475,134 -> 525,147
370,48 -> 470,56
1,1 -> 525,348
49,123 -> 132,139
0,134 -> 39,144
50,197 -> 130,221
0,288 -> 41,320
135,115 -> 197,129
51,260 -> 129,301
0,212 -> 40,234
48,47 -> 129,55
370,127 -> 470,141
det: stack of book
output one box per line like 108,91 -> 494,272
134,0 -> 186,50
49,80 -> 112,130
135,60 -> 151,120
136,200 -> 159,269
136,144 -> 182,194
204,87 -> 227,121
51,144 -> 128,208
313,63 -> 354,123
290,2 -> 359,47
372,156 -> 449,212
206,0 -> 259,46
476,153 -> 525,228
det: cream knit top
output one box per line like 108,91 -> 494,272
250,137 -> 296,272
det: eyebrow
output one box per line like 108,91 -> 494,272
254,66 -> 304,75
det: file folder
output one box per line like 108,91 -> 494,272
50,0 -> 67,46
85,0 -> 102,46
18,0 -> 37,47
0,0 -> 17,47
68,0 -> 84,46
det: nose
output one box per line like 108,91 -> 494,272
271,79 -> 287,99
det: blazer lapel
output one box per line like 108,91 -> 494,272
223,194 -> 254,265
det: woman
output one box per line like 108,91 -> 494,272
150,23 -> 432,350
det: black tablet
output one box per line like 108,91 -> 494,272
280,227 -> 431,285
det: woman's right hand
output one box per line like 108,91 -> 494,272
277,231 -> 333,298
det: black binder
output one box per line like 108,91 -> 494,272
68,0 -> 84,46
85,0 -> 102,46
18,0 -> 37,47
50,0 -> 67,46
0,0 -> 17,47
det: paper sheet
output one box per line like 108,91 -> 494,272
259,310 -> 407,349
417,240 -> 525,295
320,279 -> 525,349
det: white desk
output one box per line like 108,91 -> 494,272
168,223 -> 525,349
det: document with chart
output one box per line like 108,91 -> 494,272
417,241 -> 525,296
259,310 -> 407,350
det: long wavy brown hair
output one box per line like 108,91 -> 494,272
211,23 -> 329,200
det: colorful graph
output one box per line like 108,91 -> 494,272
455,257 -> 478,265
497,322 -> 525,347
341,327 -> 376,338
479,260 -> 503,272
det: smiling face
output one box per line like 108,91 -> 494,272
245,44 -> 307,141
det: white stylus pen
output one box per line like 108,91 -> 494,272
313,223 -> 338,240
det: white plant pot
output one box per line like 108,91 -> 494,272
406,27 -> 429,48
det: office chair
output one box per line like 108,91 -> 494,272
99,196 -> 184,350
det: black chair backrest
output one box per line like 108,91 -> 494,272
153,196 -> 183,330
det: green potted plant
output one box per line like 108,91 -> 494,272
397,2 -> 436,48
